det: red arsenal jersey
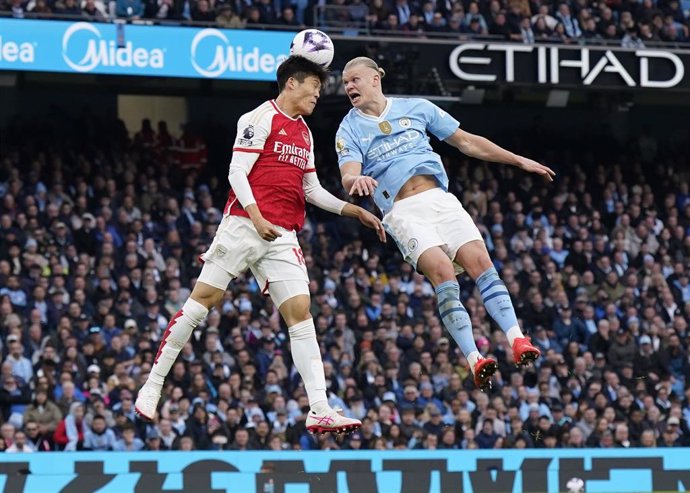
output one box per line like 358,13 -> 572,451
224,100 -> 315,231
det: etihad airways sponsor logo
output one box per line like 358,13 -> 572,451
366,130 -> 422,160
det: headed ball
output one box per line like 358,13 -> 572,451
289,29 -> 334,68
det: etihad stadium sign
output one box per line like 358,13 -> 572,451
330,36 -> 690,91
448,43 -> 686,89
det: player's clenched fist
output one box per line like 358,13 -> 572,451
349,176 -> 378,196
252,217 -> 283,242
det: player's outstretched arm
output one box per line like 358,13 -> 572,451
304,171 -> 386,243
444,128 -> 556,182
341,203 -> 386,243
340,161 -> 378,196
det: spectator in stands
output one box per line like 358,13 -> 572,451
23,420 -> 52,452
84,415 -> 117,451
113,422 -> 145,451
3,109 -> 690,453
22,390 -> 62,434
31,0 -> 52,14
5,430 -> 34,453
116,0 -> 144,18
53,402 -> 86,451
216,5 -> 246,27
191,0 -> 215,21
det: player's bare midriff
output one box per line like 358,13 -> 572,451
395,175 -> 439,202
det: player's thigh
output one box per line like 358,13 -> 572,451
250,229 -> 310,314
383,202 -> 445,275
435,193 -> 488,277
201,215 -> 262,280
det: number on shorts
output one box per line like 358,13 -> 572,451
292,247 -> 305,265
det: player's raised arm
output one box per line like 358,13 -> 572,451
444,128 -> 556,182
303,170 -> 386,242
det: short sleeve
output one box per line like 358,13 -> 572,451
233,109 -> 272,153
335,120 -> 363,166
419,99 -> 460,141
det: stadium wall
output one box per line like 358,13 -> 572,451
0,449 -> 688,492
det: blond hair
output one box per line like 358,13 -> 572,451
343,56 -> 386,78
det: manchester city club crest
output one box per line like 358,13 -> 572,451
399,117 -> 411,128
378,121 -> 392,134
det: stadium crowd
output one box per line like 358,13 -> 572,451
0,111 -> 690,454
1,0 -> 689,47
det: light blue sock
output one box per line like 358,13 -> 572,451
476,266 -> 520,334
435,281 -> 478,358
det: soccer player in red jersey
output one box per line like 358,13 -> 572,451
136,56 -> 385,434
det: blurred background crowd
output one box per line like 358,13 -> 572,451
0,109 -> 689,454
1,0 -> 689,47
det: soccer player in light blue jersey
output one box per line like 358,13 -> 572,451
336,57 -> 556,390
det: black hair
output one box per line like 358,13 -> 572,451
276,55 -> 328,92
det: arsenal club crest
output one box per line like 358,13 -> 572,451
378,121 -> 392,134
302,131 -> 311,146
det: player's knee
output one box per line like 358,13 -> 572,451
457,241 -> 492,279
190,285 -> 224,310
286,306 -> 311,324
466,256 -> 494,280
280,300 -> 311,326
426,264 -> 457,286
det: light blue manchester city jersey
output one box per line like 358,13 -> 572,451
336,97 -> 460,214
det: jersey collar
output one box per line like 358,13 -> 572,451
355,97 -> 392,122
270,100 -> 303,122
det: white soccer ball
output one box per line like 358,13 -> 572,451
289,29 -> 334,68
566,477 -> 585,493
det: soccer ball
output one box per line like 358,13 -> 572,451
289,29 -> 334,68
566,477 -> 585,493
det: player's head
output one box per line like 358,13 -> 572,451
276,55 -> 328,116
342,57 -> 386,109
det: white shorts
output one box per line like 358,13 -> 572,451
382,188 -> 483,274
197,215 -> 309,306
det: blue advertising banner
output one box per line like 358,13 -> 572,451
0,448 -> 688,492
0,19 -> 293,80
